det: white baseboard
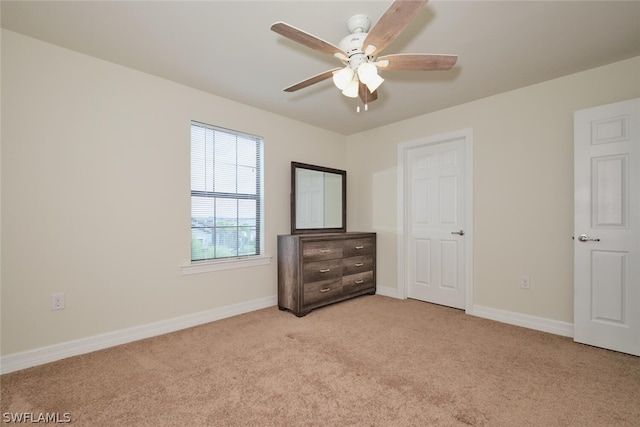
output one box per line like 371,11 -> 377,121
470,305 -> 574,338
374,289 -> 574,338
1,295 -> 574,374
0,295 -> 277,374
375,285 -> 399,298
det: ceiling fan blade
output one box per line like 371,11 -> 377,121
271,22 -> 346,58
283,68 -> 342,92
358,82 -> 378,104
377,54 -> 457,71
363,0 -> 429,55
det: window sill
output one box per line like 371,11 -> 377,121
181,255 -> 272,275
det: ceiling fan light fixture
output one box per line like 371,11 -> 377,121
357,62 -> 378,85
333,67 -> 354,90
365,74 -> 384,93
342,79 -> 360,98
374,59 -> 389,68
364,44 -> 377,56
272,0 -> 458,109
333,52 -> 348,62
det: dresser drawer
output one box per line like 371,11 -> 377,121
303,241 -> 343,262
303,259 -> 342,283
304,278 -> 343,306
343,271 -> 374,293
342,255 -> 374,276
343,238 -> 374,258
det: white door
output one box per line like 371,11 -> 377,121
403,132 -> 471,309
574,98 -> 640,356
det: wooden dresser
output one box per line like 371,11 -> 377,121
277,232 -> 376,316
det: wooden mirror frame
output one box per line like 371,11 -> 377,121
291,162 -> 347,234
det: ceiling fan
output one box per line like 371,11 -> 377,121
271,0 -> 457,110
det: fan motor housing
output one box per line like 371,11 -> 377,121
339,32 -> 370,70
340,15 -> 373,69
339,32 -> 367,54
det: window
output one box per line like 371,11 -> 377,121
190,121 -> 263,262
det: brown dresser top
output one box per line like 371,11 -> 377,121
279,232 -> 375,240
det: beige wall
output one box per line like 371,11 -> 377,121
2,27 -> 639,357
346,56 -> 640,323
0,30 -> 346,355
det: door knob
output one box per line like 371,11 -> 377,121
578,234 -> 600,242
451,230 -> 465,236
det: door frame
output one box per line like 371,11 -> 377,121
397,128 -> 474,312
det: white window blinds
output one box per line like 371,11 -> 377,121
190,121 -> 263,261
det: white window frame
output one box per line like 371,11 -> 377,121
182,121 -> 269,275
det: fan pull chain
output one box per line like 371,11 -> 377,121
356,88 -> 370,113
364,86 -> 369,112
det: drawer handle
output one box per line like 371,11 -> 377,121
320,288 -> 331,293
354,263 -> 364,267
319,249 -> 331,253
354,280 -> 364,284
319,268 -> 331,273
354,245 -> 364,250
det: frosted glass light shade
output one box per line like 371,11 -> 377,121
332,67 -> 354,91
357,62 -> 378,85
365,74 -> 384,93
342,79 -> 359,98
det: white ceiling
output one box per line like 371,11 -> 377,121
2,1 -> 640,135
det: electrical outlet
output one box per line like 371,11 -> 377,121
51,293 -> 65,310
520,275 -> 531,290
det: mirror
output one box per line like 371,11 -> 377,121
291,162 -> 346,234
